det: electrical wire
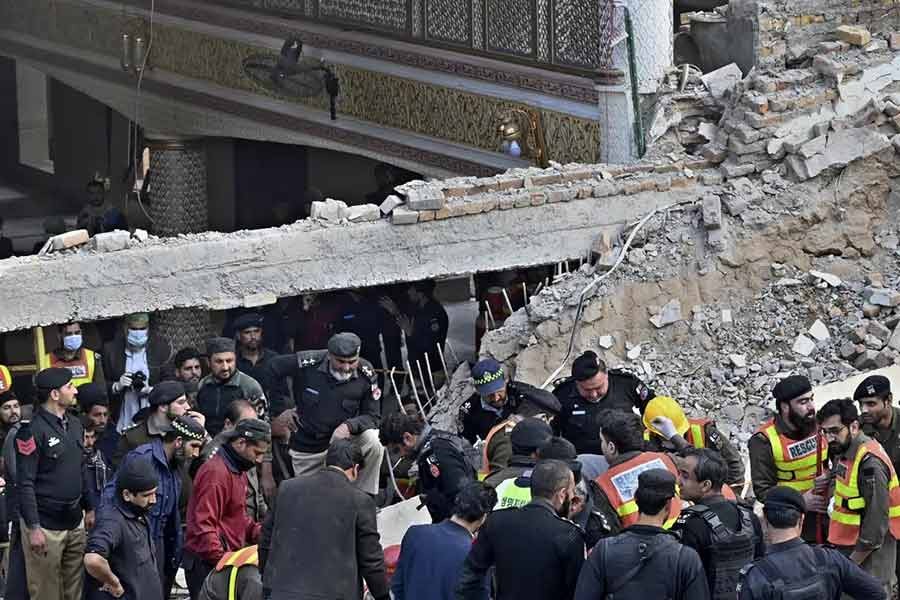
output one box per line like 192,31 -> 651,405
127,0 -> 155,225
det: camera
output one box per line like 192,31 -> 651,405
131,371 -> 147,392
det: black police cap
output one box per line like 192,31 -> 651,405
77,383 -> 108,411
34,367 -> 72,390
510,418 -> 553,451
772,375 -> 812,404
328,332 -> 361,359
148,381 -> 186,407
206,336 -> 236,356
854,375 -> 891,400
571,351 -> 605,381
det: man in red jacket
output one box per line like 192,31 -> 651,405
184,418 -> 271,600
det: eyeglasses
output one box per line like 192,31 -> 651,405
821,425 -> 848,437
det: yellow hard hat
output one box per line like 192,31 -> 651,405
643,395 -> 688,437
0,365 -> 11,394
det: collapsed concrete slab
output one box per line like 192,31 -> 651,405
0,186 -> 699,332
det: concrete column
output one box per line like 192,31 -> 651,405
597,81 -> 636,164
146,133 -> 212,352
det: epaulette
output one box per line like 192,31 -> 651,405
360,362 -> 376,381
121,422 -> 140,433
551,376 -> 571,388
608,367 -> 638,378
459,400 -> 472,415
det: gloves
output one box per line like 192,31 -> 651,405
112,373 -> 133,394
650,416 -> 678,440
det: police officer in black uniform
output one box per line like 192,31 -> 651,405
16,367 -> 93,600
380,413 -> 475,522
736,487 -> 884,600
553,351 -> 653,454
458,358 -> 560,445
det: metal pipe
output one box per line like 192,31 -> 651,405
406,361 -> 427,420
623,7 -> 646,158
436,343 -> 450,382
416,360 -> 431,402
388,367 -> 406,415
501,288 -> 515,317
424,352 -> 437,395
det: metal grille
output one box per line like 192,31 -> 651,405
147,142 -> 209,237
152,308 -> 213,355
472,0 -> 484,48
318,0 -> 410,32
426,0 -> 471,45
485,0 -> 535,57
554,0 -> 601,68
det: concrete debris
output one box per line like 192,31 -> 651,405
90,230 -> 131,253
311,198 -> 349,221
837,26 -> 872,48
391,206 -> 419,225
792,334 -> 817,357
812,55 -> 845,83
347,204 -> 381,222
799,129 -> 892,180
729,354 -> 747,368
701,63 -> 743,100
868,320 -> 893,343
808,319 -> 830,342
379,195 -> 404,215
405,187 -> 446,211
864,287 -> 900,307
650,299 -> 683,328
702,195 -> 723,230
132,229 -> 149,243
48,229 -> 90,251
626,344 -> 642,360
809,270 -> 842,288
598,335 -> 615,349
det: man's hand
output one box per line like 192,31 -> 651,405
813,472 -> 832,495
186,411 -> 206,429
101,576 -> 125,598
28,527 -> 47,555
397,315 -> 414,336
271,410 -> 299,440
802,489 -> 828,513
331,423 -> 351,441
112,373 -> 133,394
84,510 -> 95,530
260,465 -> 277,501
378,297 -> 400,317
650,416 -> 679,441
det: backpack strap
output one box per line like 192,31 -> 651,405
606,535 -> 675,597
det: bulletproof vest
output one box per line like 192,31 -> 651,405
598,530 -> 682,599
430,430 -> 478,474
742,546 -> 829,600
686,503 -> 756,600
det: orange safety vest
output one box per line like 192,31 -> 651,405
479,418 -> 516,479
642,418 -> 709,448
757,420 -> 827,493
596,452 -> 682,529
214,545 -> 259,600
829,440 -> 900,546
39,349 -> 96,388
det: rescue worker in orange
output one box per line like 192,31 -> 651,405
643,395 -> 745,493
197,545 -> 262,600
39,322 -> 105,388
748,374 -> 828,542
818,398 -> 900,597
593,409 -> 681,536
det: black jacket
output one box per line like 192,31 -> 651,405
259,468 -> 389,600
575,525 -> 710,600
15,407 -> 89,530
102,333 -> 173,420
458,381 -> 560,445
552,369 -> 653,454
415,427 -> 476,523
456,499 -> 585,600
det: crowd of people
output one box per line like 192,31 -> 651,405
0,302 -> 898,600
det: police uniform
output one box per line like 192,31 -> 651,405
459,380 -> 560,444
553,353 -> 653,455
16,368 -> 90,600
456,498 -> 585,600
288,333 -> 384,496
233,313 -> 290,409
748,376 -> 827,543
737,487 -> 885,600
414,426 -> 476,522
671,495 -> 764,600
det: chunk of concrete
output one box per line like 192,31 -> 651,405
808,319 -> 830,341
650,299 -> 683,328
813,55 -> 845,82
311,198 -> 349,221
888,326 -> 900,352
701,63 -> 742,100
802,128 -> 892,180
49,229 -> 90,251
729,353 -> 747,368
391,207 -> 419,225
837,25 -> 872,47
405,187 -> 446,211
598,335 -> 615,350
132,229 -> 149,243
702,195 -> 723,230
868,320 -> 893,342
863,287 -> 900,307
346,204 -> 381,222
792,334 -> 817,356
379,195 -> 404,215
809,270 -> 842,287
626,344 -> 642,360
798,135 -> 826,159
854,350 -> 880,370
91,230 -> 131,253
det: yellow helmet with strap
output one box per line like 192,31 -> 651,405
642,396 -> 688,438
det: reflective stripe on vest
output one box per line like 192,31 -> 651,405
685,419 -> 709,449
41,349 -> 96,388
596,452 -> 682,529
479,419 -> 514,478
829,441 -> 900,546
758,420 -> 826,492
215,545 -> 259,600
494,475 -> 532,509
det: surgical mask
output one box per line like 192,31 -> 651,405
127,329 -> 148,348
63,334 -> 83,352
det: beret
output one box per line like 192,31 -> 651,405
772,375 -> 812,404
170,415 -> 206,441
34,367 -> 72,390
472,358 -> 505,395
638,468 -> 676,498
572,351 -> 604,382
223,418 -> 271,442
77,383 -> 109,411
148,381 -> 186,407
328,332 -> 361,359
233,313 -> 264,332
854,375 -> 891,400
326,439 -> 359,470
764,486 -> 806,514
510,418 -> 553,451
117,457 -> 159,493
206,337 -> 236,356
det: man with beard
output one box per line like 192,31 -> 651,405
184,419 -> 270,600
818,398 -> 900,597
233,313 -> 288,410
114,380 -> 191,467
748,375 -> 829,543
0,382 -> 21,459
105,415 -> 206,597
84,457 -> 161,600
196,338 -> 267,437
455,459 -> 584,600
856,375 -> 900,588
39,322 -> 105,387
172,347 -> 203,405
78,382 -> 116,467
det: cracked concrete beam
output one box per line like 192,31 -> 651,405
0,188 -> 698,332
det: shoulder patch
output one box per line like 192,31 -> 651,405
459,400 -> 472,415
708,428 -> 721,445
15,426 -> 36,456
